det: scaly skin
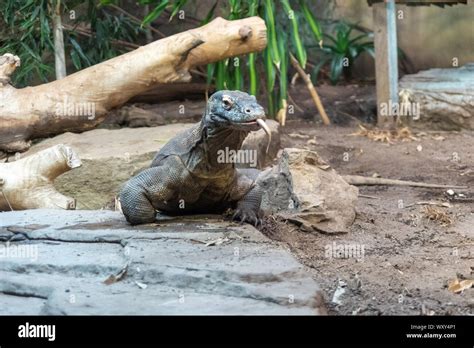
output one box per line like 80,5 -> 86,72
119,90 -> 267,226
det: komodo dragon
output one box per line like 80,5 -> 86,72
119,90 -> 271,226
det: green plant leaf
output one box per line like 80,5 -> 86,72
247,0 -> 258,96
348,33 -> 369,45
299,0 -> 323,45
20,41 -> 41,61
206,63 -> 216,86
169,0 -> 187,22
70,49 -> 82,70
263,47 -> 276,116
329,54 -> 344,85
142,0 -> 169,27
278,34 -> 288,105
281,0 -> 306,68
69,37 -> 91,66
248,53 -> 257,96
263,0 -> 280,67
21,4 -> 40,29
311,56 -> 330,82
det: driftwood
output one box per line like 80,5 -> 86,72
0,17 -> 267,153
343,175 -> 467,189
0,144 -> 81,211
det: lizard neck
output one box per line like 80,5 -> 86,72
189,120 -> 248,176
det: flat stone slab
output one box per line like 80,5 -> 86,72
0,210 -> 326,315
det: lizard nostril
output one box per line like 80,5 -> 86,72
245,108 -> 251,114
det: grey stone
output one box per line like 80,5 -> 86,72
259,148 -> 359,234
0,209 -> 326,315
399,64 -> 474,130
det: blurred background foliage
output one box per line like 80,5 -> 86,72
0,0 -> 376,116
0,0 -> 146,86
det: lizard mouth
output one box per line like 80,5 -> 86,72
224,117 -> 271,154
238,119 -> 271,154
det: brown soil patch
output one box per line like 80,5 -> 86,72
262,119 -> 473,315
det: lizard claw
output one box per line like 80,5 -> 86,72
239,212 -> 247,225
232,207 -> 261,227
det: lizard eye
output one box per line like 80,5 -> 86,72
222,96 -> 233,110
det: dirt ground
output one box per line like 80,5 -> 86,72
262,118 -> 473,315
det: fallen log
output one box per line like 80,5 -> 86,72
0,17 -> 267,152
342,175 -> 467,189
399,64 -> 474,130
0,144 -> 81,211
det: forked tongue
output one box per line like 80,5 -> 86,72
256,119 -> 271,154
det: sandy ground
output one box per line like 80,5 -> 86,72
262,120 -> 473,315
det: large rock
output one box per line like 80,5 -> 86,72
259,148 -> 359,234
0,210 -> 326,315
13,124 -> 194,209
399,64 -> 474,130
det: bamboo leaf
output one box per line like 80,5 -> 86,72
142,0 -> 168,27
278,34 -> 288,105
229,0 -> 242,20
20,41 -> 41,61
70,49 -> 82,70
248,53 -> 257,96
69,37 -> 91,66
169,0 -> 187,22
263,0 -> 280,67
206,63 -> 216,87
264,48 -> 276,116
281,0 -> 306,69
299,0 -> 323,46
20,4 -> 40,29
247,0 -> 258,95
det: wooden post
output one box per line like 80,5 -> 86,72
373,0 -> 399,127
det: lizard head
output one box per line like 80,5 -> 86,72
205,90 -> 267,132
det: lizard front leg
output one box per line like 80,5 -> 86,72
230,169 -> 263,226
119,157 -> 183,225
